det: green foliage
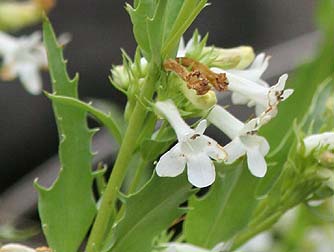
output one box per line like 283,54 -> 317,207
34,18 -> 96,252
45,94 -> 124,144
140,124 -> 175,162
302,79 -> 334,133
257,0 -> 334,196
103,173 -> 193,252
184,161 -> 259,249
127,0 -> 207,61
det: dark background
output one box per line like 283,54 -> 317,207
0,0 -> 316,192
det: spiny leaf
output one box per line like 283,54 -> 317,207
34,17 -> 96,252
103,173 -> 193,252
46,94 -> 124,144
184,161 -> 259,249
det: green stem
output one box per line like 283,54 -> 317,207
86,64 -> 159,252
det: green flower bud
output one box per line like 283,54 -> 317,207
204,46 -> 255,70
319,151 -> 334,169
111,65 -> 130,90
318,168 -> 334,190
0,0 -> 54,31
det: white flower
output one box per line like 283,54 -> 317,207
155,100 -> 226,188
0,31 -> 48,95
0,244 -> 35,252
229,53 -> 270,113
207,105 -> 270,177
164,243 -> 208,252
163,242 -> 225,252
303,132 -> 334,155
212,62 -> 293,116
240,233 -> 273,252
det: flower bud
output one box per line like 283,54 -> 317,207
111,65 -> 130,90
319,151 -> 334,168
318,168 -> 334,190
180,83 -> 217,110
204,46 -> 255,70
0,0 -> 55,31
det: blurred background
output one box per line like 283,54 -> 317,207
0,0 -> 320,245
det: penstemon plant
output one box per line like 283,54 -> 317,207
0,0 -> 334,252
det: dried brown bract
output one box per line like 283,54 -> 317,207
164,57 -> 229,95
164,59 -> 211,95
176,57 -> 229,92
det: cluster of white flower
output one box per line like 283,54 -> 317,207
155,38 -> 294,188
0,31 -> 70,95
0,31 -> 47,94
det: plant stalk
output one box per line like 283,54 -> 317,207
86,64 -> 159,252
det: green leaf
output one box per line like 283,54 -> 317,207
301,78 -> 334,133
104,173 -> 193,252
140,126 -> 176,162
126,0 -> 157,58
162,0 -> 208,58
34,17 -> 96,252
184,161 -> 259,249
256,0 -> 334,196
45,94 -> 124,144
127,0 -> 207,60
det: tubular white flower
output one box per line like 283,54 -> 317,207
229,53 -> 270,112
155,100 -> 227,188
0,31 -> 47,95
303,132 -> 334,155
212,56 -> 293,116
207,105 -> 270,177
0,243 -> 35,252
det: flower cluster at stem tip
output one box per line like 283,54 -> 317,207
150,36 -> 294,188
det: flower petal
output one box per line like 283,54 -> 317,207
164,242 -> 209,252
282,89 -> 294,101
17,63 -> 42,95
156,144 -> 186,177
224,137 -> 245,163
187,153 -> 215,188
275,73 -> 288,91
255,104 -> 266,116
246,147 -> 267,177
195,119 -> 207,135
200,135 -> 227,162
231,92 -> 250,105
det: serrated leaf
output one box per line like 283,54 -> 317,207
256,0 -> 334,196
184,161 -> 259,249
104,173 -> 193,252
128,0 -> 206,60
127,0 -> 157,58
46,94 -> 124,144
34,17 -> 96,252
